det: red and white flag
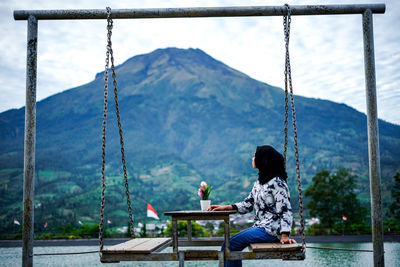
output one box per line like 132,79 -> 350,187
13,219 -> 20,225
107,220 -> 112,224
342,216 -> 348,221
44,222 -> 48,228
147,203 -> 159,220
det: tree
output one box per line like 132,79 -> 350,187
305,170 -> 336,229
139,223 -> 147,237
305,168 -> 367,233
205,222 -> 214,235
165,221 -> 211,237
390,172 -> 400,220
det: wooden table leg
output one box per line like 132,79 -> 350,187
172,219 -> 178,253
224,218 -> 230,255
188,220 -> 192,241
179,251 -> 185,267
218,251 -> 224,267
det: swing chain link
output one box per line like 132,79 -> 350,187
109,13 -> 135,241
283,4 -> 290,169
283,3 -> 306,249
99,6 -> 111,252
99,7 -> 135,253
107,6 -> 135,239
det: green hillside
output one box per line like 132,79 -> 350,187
0,48 -> 399,233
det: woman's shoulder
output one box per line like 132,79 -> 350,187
255,177 -> 288,190
267,176 -> 288,189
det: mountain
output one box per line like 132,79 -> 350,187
0,48 -> 399,232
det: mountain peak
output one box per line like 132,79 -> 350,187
95,47 -> 220,79
93,47 -> 277,109
145,47 -> 208,58
127,47 -> 217,63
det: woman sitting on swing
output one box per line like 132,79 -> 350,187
208,145 -> 296,267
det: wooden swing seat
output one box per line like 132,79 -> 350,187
250,242 -> 302,252
248,243 -> 305,260
101,238 -> 172,262
102,238 -> 171,254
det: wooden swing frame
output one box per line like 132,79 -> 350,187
14,3 -> 386,267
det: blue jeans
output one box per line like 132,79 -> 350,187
221,227 -> 279,267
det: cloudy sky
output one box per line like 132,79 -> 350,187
1,0 -> 399,125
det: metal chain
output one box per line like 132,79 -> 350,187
99,7 -> 135,253
34,251 -> 100,256
99,7 -> 112,252
283,3 -> 306,249
305,246 -> 373,252
283,4 -> 290,169
107,7 -> 135,239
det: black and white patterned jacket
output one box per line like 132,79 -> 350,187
233,177 -> 293,237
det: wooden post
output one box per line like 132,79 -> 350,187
362,8 -> 384,267
172,219 -> 178,254
22,15 -> 37,267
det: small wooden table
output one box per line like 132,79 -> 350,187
164,210 -> 237,255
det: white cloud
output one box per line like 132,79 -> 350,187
0,0 -> 399,125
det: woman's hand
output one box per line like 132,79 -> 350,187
280,234 -> 297,244
207,205 -> 232,211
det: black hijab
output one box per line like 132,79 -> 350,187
254,145 -> 288,185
